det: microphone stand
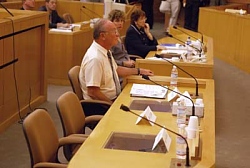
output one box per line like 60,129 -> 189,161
120,104 -> 191,167
0,3 -> 14,17
168,34 -> 202,58
82,5 -> 102,18
142,74 -> 195,116
155,54 -> 199,98
173,26 -> 203,45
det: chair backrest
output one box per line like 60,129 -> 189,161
68,66 -> 83,100
62,13 -> 74,24
22,109 -> 59,167
56,91 -> 86,137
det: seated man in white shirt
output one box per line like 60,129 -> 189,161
79,18 -> 153,115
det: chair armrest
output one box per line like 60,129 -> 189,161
85,115 -> 103,125
58,134 -> 87,147
34,162 -> 67,168
129,54 -> 143,60
80,99 -> 112,106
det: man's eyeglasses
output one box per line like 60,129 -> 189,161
101,29 -> 119,35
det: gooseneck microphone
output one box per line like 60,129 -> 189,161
142,75 -> 195,116
0,3 -> 14,17
82,5 -> 102,18
155,54 -> 199,98
120,104 -> 191,167
168,34 -> 202,58
173,26 -> 203,44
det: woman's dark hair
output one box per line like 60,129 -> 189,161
130,9 -> 145,24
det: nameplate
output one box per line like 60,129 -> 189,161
152,128 -> 172,152
135,106 -> 156,126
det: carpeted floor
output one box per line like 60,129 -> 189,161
0,22 -> 250,168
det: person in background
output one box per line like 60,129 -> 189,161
141,0 -> 154,29
183,0 -> 208,32
39,0 -> 70,28
79,18 -> 153,108
165,0 -> 181,35
125,9 -> 165,58
20,0 -> 35,10
108,9 -> 135,68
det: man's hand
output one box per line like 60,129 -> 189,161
139,68 -> 154,76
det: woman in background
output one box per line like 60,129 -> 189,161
125,9 -> 165,58
108,9 -> 135,68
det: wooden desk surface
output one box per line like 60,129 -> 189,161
135,28 -> 214,79
68,76 -> 215,168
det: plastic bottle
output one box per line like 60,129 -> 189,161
176,123 -> 187,159
186,36 -> 192,61
176,99 -> 186,126
170,65 -> 178,87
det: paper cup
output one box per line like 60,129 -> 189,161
185,116 -> 199,139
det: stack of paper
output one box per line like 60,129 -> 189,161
130,84 -> 168,99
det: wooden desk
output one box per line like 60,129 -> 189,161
135,28 -> 214,79
0,9 -> 48,132
199,6 -> 250,74
68,76 -> 215,168
47,26 -> 93,85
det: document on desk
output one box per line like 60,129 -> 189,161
130,84 -> 168,99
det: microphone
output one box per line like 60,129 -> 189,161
173,26 -> 203,45
168,34 -> 202,58
155,54 -> 199,98
82,5 -> 102,18
0,58 -> 18,69
0,3 -> 14,17
120,104 -> 191,167
141,74 -> 195,116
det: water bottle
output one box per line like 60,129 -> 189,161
176,123 -> 187,159
186,36 -> 192,61
170,65 -> 178,88
176,99 -> 186,126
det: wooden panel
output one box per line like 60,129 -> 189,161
0,9 -> 48,133
199,7 -> 250,73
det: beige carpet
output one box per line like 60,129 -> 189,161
0,22 -> 250,168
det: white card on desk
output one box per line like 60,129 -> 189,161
152,128 -> 172,152
167,87 -> 180,102
135,106 -> 156,126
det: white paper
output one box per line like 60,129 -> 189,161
130,84 -> 168,99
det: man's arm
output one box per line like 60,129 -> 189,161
87,86 -> 113,104
117,66 -> 154,77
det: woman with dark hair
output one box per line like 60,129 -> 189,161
125,9 -> 165,58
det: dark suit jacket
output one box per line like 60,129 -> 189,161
125,24 -> 158,58
39,6 -> 66,28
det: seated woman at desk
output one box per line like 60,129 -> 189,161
125,9 -> 165,58
108,9 -> 135,68
39,0 -> 70,28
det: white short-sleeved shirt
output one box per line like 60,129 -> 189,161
79,41 -> 119,100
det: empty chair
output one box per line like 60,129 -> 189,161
62,13 -> 74,24
68,65 -> 112,116
22,109 -> 86,168
56,91 -> 103,160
